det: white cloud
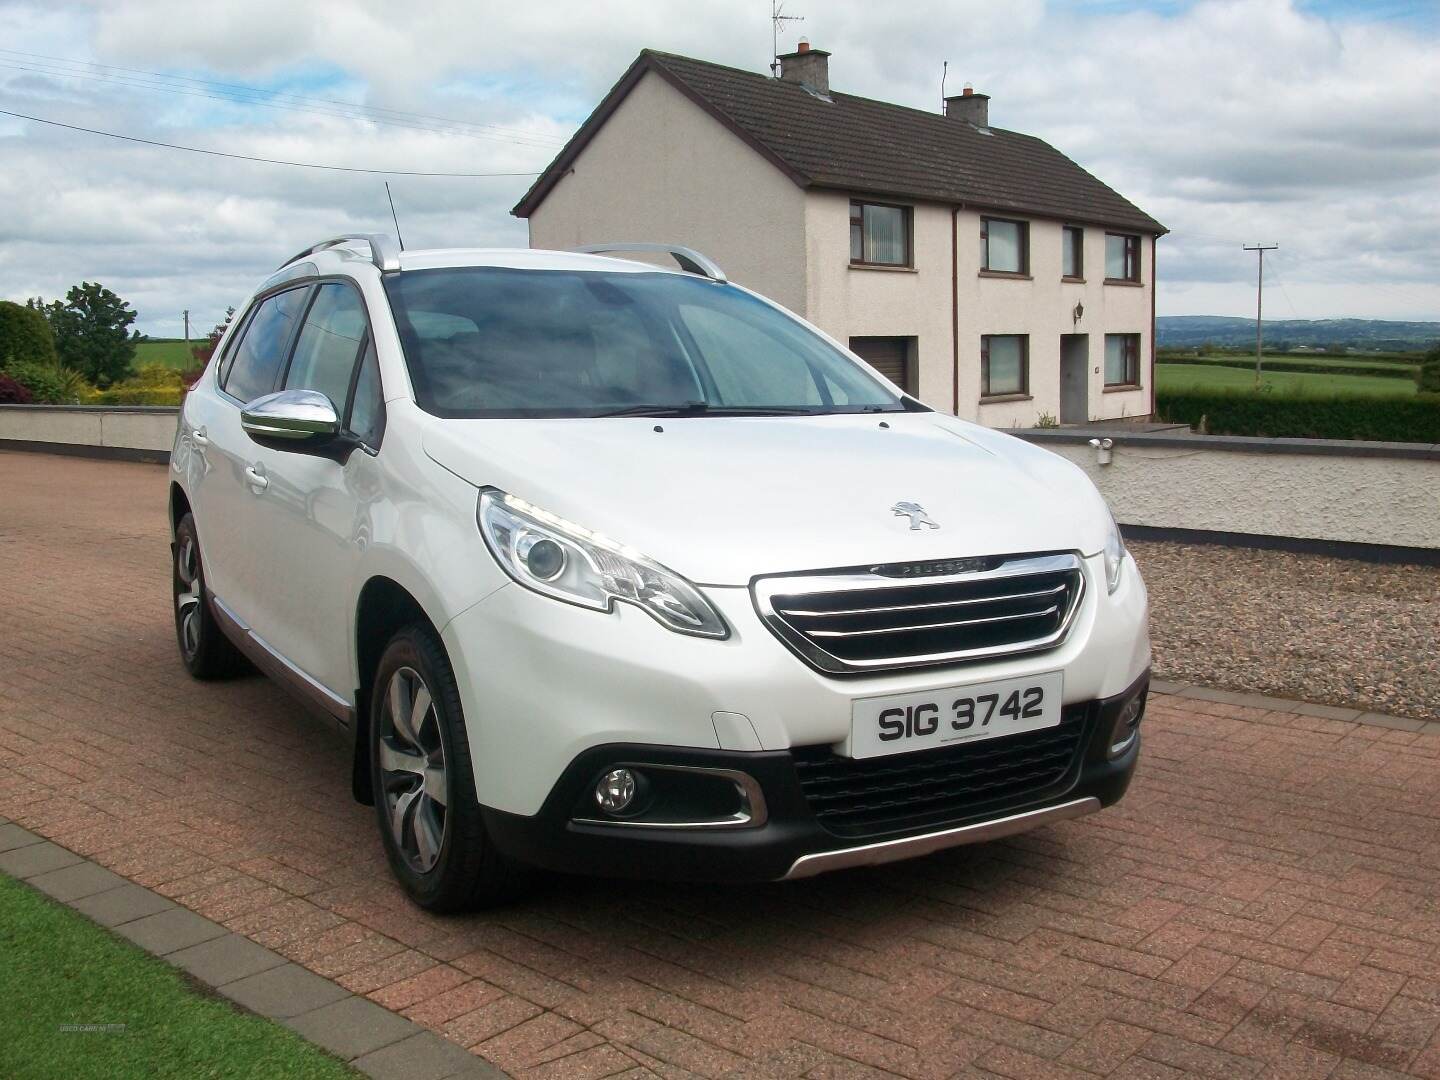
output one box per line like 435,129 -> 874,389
0,0 -> 1436,333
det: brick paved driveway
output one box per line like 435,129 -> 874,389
3,448 -> 1440,1080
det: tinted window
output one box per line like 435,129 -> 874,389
383,268 -> 906,418
284,283 -> 368,409
224,288 -> 308,403
347,339 -> 386,448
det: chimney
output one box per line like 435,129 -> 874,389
944,84 -> 990,128
777,39 -> 830,94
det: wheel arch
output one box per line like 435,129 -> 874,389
350,575 -> 446,805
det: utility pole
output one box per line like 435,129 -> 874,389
770,0 -> 804,76
1242,244 -> 1277,388
182,309 -> 190,345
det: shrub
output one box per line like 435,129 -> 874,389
128,363 -> 186,388
1157,388 -> 1440,443
0,372 -> 32,404
3,360 -> 69,404
1417,343 -> 1440,393
0,301 -> 59,366
90,385 -> 184,406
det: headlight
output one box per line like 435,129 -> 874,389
477,490 -> 728,639
1103,510 -> 1126,594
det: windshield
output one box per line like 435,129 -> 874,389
383,267 -> 917,418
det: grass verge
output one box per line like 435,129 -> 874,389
0,872 -> 357,1080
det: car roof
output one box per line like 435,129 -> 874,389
314,244 -> 689,276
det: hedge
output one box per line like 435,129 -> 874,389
90,386 -> 184,406
1156,388 -> 1440,443
1158,356 -> 1416,379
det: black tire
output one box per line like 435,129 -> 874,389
369,623 -> 526,910
172,513 -> 249,679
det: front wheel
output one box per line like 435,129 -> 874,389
369,624 -> 525,910
172,513 -> 248,679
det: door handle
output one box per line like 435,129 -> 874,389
191,426 -> 208,447
244,465 -> 269,493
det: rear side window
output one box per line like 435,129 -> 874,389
283,283 -> 368,409
346,340 -> 386,449
223,288 -> 308,403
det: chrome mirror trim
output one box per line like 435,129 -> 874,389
240,389 -> 341,442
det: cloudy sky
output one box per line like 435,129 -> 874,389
1,0 -> 1437,336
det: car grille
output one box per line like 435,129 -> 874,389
792,705 -> 1091,838
753,553 -> 1084,675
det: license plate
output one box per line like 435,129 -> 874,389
850,671 -> 1064,759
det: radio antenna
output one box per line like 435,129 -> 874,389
771,0 -> 805,76
941,60 -> 949,111
384,180 -> 405,250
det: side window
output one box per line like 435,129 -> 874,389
346,339 -> 386,449
284,283 -> 368,410
223,288 -> 308,404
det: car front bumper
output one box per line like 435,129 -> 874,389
479,670 -> 1147,882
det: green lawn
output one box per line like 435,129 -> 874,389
1156,361 -> 1417,398
1158,351 -> 1417,372
0,873 -> 358,1080
135,340 -> 200,370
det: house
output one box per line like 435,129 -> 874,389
513,45 -> 1166,427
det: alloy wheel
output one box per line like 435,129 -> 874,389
378,666 -> 448,873
175,535 -> 202,659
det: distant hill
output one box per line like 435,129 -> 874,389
1157,316 -> 1439,352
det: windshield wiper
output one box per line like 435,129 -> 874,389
589,402 -> 817,418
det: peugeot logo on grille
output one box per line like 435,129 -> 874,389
892,501 -> 940,530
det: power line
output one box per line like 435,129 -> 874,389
0,108 -> 543,177
0,56 -> 568,150
0,47 -> 569,149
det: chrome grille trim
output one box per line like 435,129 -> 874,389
752,553 -> 1085,675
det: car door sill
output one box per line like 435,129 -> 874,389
210,594 -> 355,730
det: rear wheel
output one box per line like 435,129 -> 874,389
172,513 -> 248,679
370,624 -> 525,910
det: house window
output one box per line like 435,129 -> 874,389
1062,226 -> 1084,279
981,218 -> 1028,274
849,201 -> 910,266
1105,333 -> 1141,387
1106,233 -> 1140,282
981,335 -> 1028,397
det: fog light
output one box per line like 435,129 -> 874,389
595,768 -> 637,814
1109,692 -> 1144,757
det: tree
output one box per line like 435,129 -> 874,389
43,282 -> 139,387
0,300 -> 59,367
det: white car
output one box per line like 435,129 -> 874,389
170,235 -> 1150,910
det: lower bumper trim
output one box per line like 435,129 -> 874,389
782,795 -> 1102,880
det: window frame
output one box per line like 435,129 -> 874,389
1105,232 -> 1141,284
849,199 -> 913,269
980,217 -> 1030,276
1062,225 -> 1085,281
217,283 -> 313,405
980,334 -> 1030,399
1104,332 -> 1142,389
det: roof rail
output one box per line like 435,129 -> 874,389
279,234 -> 401,273
572,243 -> 727,283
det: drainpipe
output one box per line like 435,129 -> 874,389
951,205 -> 961,416
1149,234 -> 1157,420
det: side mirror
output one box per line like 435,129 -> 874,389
241,390 -> 346,456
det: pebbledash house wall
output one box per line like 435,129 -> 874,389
803,195 -> 1153,425
524,70 -> 808,315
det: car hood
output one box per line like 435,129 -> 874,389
422,412 -> 1111,586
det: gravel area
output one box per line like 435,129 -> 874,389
1132,540 -> 1440,722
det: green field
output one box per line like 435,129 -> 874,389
1156,361 -> 1416,398
135,340 -> 200,370
0,873 -> 356,1079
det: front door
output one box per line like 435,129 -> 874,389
1059,334 -> 1089,425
